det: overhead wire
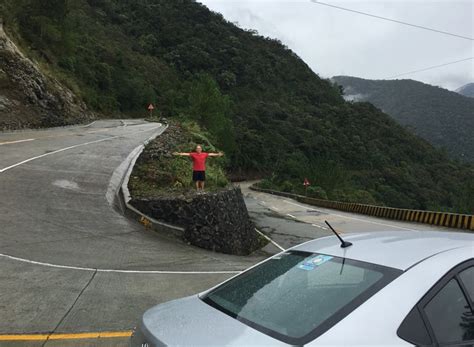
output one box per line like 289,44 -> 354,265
386,57 -> 473,78
309,0 -> 474,41
308,0 -> 473,78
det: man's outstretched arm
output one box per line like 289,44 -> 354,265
173,152 -> 191,156
208,152 -> 224,157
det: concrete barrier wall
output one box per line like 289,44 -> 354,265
250,186 -> 473,231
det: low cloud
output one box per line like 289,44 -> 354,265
201,0 -> 473,90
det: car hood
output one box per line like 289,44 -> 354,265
142,295 -> 289,346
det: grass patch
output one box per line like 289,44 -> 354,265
129,121 -> 230,199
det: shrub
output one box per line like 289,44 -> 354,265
280,180 -> 294,193
257,179 -> 274,190
306,186 -> 328,200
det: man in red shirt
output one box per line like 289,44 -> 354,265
173,145 -> 224,191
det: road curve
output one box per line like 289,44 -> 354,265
0,120 -> 265,345
1,120 -> 467,346
241,181 -> 465,250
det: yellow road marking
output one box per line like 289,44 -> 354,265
0,331 -> 132,341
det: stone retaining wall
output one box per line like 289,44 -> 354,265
131,186 -> 262,255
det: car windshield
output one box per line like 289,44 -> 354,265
203,251 -> 401,344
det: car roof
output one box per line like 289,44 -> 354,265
292,231 -> 474,270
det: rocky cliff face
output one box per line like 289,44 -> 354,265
0,19 -> 94,130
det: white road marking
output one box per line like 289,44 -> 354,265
86,129 -> 111,134
0,124 -> 237,275
311,223 -> 328,230
0,121 -> 98,136
82,120 -> 98,128
0,126 -> 161,173
271,206 -> 280,211
283,199 -> 418,231
260,201 -> 266,204
0,138 -> 35,146
0,137 -> 120,173
283,200 -> 321,212
287,213 -> 297,219
255,228 -> 285,251
0,253 -> 242,274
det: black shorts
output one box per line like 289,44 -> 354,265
192,171 -> 206,182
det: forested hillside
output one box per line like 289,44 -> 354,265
1,0 -> 472,213
332,76 -> 474,163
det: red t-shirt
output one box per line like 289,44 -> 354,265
190,152 -> 209,171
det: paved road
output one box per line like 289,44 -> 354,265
0,120 -> 266,346
241,181 -> 463,250
0,121 -> 465,346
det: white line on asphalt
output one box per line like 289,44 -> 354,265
0,138 -> 35,146
311,223 -> 328,230
282,200 -> 324,212
271,206 -> 280,211
260,201 -> 266,204
254,228 -> 285,251
287,213 -> 297,219
0,137 -> 120,173
0,125 -> 239,275
0,126 -> 161,173
82,120 -> 98,128
86,129 -> 111,134
0,121 -> 98,136
283,200 -> 418,231
0,253 -> 242,274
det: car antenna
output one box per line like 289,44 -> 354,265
325,221 -> 352,248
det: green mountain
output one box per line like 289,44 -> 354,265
1,0 -> 472,213
332,76 -> 474,163
456,83 -> 474,98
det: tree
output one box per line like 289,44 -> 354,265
187,74 -> 236,155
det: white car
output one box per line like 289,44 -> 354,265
132,230 -> 474,346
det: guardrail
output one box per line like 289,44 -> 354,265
249,185 -> 474,231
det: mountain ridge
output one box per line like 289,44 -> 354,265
332,75 -> 474,163
1,0 -> 472,213
456,82 -> 474,98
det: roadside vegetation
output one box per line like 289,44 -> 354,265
129,121 -> 229,198
1,0 -> 472,213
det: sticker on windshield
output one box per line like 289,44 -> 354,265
298,255 -> 333,271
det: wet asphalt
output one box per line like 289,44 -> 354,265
0,121 -> 264,346
0,120 -> 461,346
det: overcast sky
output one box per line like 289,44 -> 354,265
199,0 -> 473,91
